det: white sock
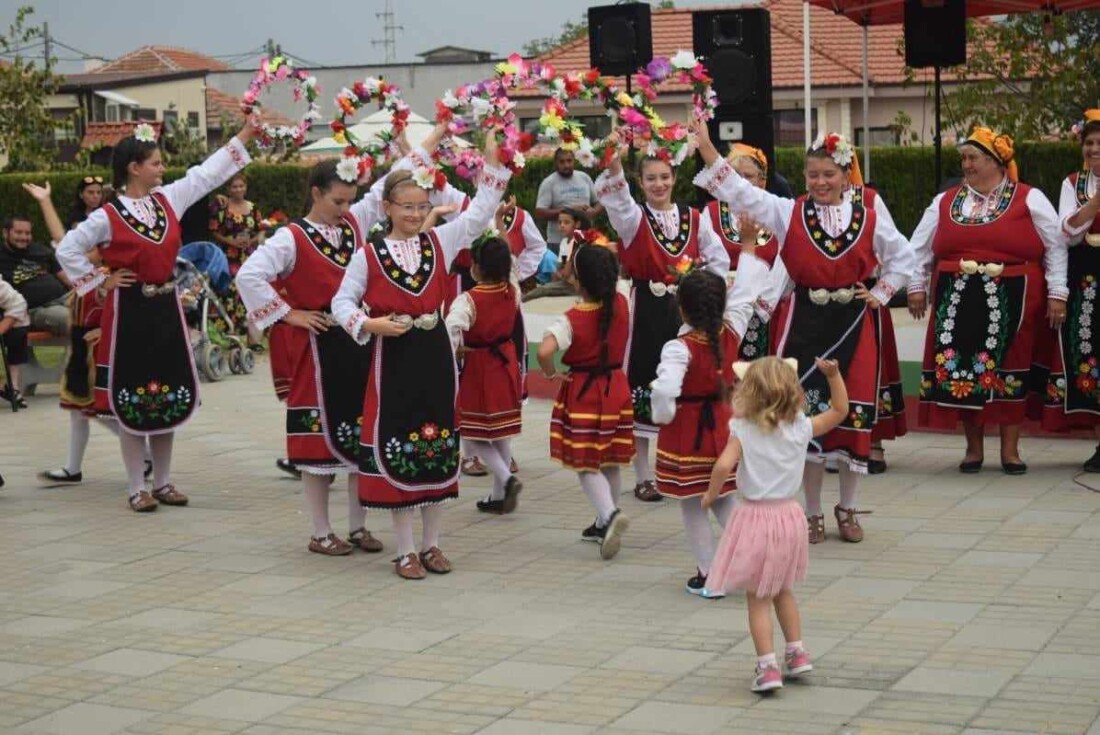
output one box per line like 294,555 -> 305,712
421,504 -> 443,551
467,439 -> 510,499
711,494 -> 735,528
838,463 -> 859,510
392,509 -> 416,557
149,432 -> 174,489
803,460 -> 825,517
118,430 -> 147,497
631,435 -> 653,484
758,653 -> 778,669
785,640 -> 804,654
680,497 -> 716,574
303,473 -> 333,538
579,471 -> 616,526
66,412 -> 90,474
346,473 -> 366,533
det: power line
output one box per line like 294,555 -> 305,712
50,38 -> 111,62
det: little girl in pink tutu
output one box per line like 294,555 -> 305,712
702,355 -> 848,693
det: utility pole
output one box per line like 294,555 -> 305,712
42,21 -> 51,72
371,0 -> 403,63
265,38 -> 282,58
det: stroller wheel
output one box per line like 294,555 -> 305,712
201,344 -> 226,382
228,347 -> 244,375
240,347 -> 256,374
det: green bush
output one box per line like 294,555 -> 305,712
0,142 -> 1083,241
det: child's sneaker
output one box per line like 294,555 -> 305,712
686,570 -> 707,596
580,520 -> 601,542
751,664 -> 783,693
785,648 -> 813,677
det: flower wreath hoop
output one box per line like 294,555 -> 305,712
331,78 -> 411,183
240,56 -> 321,151
435,78 -> 533,176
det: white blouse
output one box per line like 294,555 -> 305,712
56,138 -> 251,295
594,169 -> 730,277
1059,170 -> 1098,244
693,159 -> 914,311
331,163 -> 512,344
0,274 -> 29,328
509,210 -> 549,282
907,178 -> 1068,299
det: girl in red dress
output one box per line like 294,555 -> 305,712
537,243 -> 634,560
446,237 -> 523,514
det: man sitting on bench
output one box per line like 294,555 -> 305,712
0,215 -> 71,337
0,273 -> 30,408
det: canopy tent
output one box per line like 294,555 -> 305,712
800,0 -> 1100,186
301,109 -> 469,155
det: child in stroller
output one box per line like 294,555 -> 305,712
175,243 -> 255,381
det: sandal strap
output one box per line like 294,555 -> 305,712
835,507 -> 872,525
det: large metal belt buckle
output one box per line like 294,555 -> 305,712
833,287 -> 855,304
141,280 -> 174,298
1085,233 -> 1100,247
413,312 -> 439,330
959,259 -> 1004,277
808,288 -> 830,305
809,287 -> 855,305
649,281 -> 669,298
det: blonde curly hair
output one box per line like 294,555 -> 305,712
732,356 -> 804,432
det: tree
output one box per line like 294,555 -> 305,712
941,12 -> 1100,140
0,6 -> 61,171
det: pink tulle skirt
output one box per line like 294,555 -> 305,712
706,497 -> 808,599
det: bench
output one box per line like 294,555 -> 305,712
22,330 -> 66,396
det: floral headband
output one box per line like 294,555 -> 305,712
810,133 -> 853,168
1071,109 -> 1100,137
133,123 -> 157,144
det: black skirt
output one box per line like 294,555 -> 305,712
628,282 -> 682,431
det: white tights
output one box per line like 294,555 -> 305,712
118,430 -> 171,497
465,438 -> 513,500
579,466 -> 622,526
632,435 -> 654,484
303,473 -> 367,539
392,504 -> 444,557
680,494 -> 736,575
802,458 -> 860,517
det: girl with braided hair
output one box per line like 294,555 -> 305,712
538,243 -> 634,560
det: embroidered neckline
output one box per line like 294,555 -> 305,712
717,201 -> 771,246
111,197 -> 168,243
371,234 -> 435,296
800,195 -> 863,258
950,179 -> 1016,225
297,219 -> 355,268
643,203 -> 692,257
472,283 -> 509,293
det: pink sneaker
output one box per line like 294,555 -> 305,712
751,664 -> 783,693
785,648 -> 813,676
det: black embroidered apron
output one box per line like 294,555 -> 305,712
628,282 -> 682,429
313,326 -> 373,466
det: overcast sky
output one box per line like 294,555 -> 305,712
6,0 -> 738,73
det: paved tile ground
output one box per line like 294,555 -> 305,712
1,350 -> 1099,734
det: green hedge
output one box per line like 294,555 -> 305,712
0,142 -> 1082,240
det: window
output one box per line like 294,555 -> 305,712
187,111 -> 200,131
773,109 -> 817,147
160,109 -> 177,131
105,104 -> 119,122
855,126 -> 900,147
134,107 -> 156,122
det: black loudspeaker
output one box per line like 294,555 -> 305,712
705,113 -> 775,189
692,9 -> 772,116
588,3 -> 653,76
904,0 -> 967,68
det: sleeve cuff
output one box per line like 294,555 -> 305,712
595,170 -> 628,199
344,309 -> 373,345
692,159 -> 734,195
248,295 -> 290,330
71,269 -> 107,297
479,164 -> 511,193
907,284 -> 927,295
870,281 -> 897,306
1048,287 -> 1069,301
226,137 -> 252,170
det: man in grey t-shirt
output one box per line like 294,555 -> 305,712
535,148 -> 603,253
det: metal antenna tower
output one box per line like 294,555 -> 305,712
371,0 -> 403,62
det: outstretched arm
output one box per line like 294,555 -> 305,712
22,182 -> 66,243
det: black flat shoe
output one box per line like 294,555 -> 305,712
867,459 -> 887,475
1001,461 -> 1028,476
476,497 -> 505,514
275,458 -> 301,479
959,459 -> 983,474
39,468 -> 83,484
1084,446 -> 1100,473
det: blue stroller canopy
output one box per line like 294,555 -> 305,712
179,242 -> 231,293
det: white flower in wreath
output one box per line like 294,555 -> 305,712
470,96 -> 492,121
574,138 -> 597,168
988,323 -> 999,335
336,155 -> 361,184
985,336 -> 998,350
984,281 -> 998,295
943,319 -> 955,331
412,167 -> 436,190
670,50 -> 699,70
940,331 -> 952,344
986,296 -> 999,308
117,388 -> 131,403
512,151 -> 526,169
133,122 -> 157,143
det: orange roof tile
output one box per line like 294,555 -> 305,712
93,46 -> 230,75
205,87 -> 295,129
80,121 -> 163,149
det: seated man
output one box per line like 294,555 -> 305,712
0,216 -> 71,336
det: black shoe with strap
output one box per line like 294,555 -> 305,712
39,468 -> 82,484
1084,445 -> 1100,473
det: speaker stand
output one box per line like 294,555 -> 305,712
934,65 -> 942,190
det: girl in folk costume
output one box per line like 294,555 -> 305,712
55,121 -> 260,512
446,237 -> 523,514
650,260 -> 769,594
1035,110 -> 1100,471
538,243 -> 634,559
332,134 -> 511,580
236,160 -> 386,556
693,121 -> 915,544
595,133 -> 731,503
907,127 -> 1068,475
702,356 -> 849,693
705,143 -> 780,363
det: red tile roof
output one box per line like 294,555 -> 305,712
80,121 -> 163,149
205,87 -> 295,129
92,46 -> 230,75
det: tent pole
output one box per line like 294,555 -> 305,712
862,23 -> 870,183
934,65 -> 942,190
803,1 -> 812,148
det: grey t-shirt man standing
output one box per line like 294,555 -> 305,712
535,148 -> 603,253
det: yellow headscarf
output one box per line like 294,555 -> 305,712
961,126 -> 1018,182
726,143 -> 768,178
847,152 -> 864,187
1085,109 -> 1100,123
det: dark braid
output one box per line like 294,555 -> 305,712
678,270 -> 729,394
573,244 -> 620,372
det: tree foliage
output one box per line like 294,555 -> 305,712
942,12 -> 1100,140
0,6 -> 61,171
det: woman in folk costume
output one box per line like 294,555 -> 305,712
332,133 -> 510,580
56,120 -> 260,512
704,143 -> 780,363
693,121 -> 915,544
595,132 -> 731,503
908,127 -> 1067,475
446,236 -> 523,514
236,159 -> 386,556
1034,110 -> 1100,471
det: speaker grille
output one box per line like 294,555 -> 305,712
708,48 -> 756,105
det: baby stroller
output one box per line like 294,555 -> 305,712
175,242 -> 255,381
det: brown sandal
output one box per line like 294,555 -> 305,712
129,491 -> 157,513
348,528 -> 384,553
419,546 -> 452,574
834,505 -> 871,543
394,552 -> 427,579
633,480 -> 662,503
308,533 -> 353,556
807,515 -> 826,544
150,484 -> 189,506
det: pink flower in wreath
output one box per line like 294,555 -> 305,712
420,423 -> 439,440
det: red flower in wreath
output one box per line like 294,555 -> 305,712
420,423 -> 439,440
824,133 -> 841,154
583,69 -> 601,86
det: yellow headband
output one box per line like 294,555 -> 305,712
961,126 -> 1018,182
726,143 -> 768,177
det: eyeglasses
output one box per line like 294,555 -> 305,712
389,202 -> 433,215
82,176 -> 103,185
